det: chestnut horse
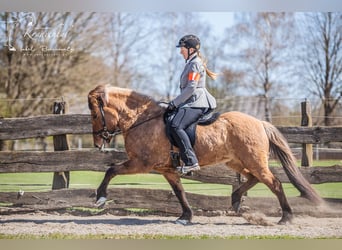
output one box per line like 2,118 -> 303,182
88,84 -> 323,225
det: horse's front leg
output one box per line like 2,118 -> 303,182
163,172 -> 193,225
95,159 -> 144,207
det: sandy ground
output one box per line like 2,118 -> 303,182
0,212 -> 341,238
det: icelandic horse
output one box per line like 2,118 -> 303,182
88,84 -> 323,225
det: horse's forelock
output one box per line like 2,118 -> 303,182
87,91 -> 96,110
88,85 -> 108,110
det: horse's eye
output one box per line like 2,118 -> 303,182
92,114 -> 98,119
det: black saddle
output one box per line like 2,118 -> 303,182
164,109 -> 220,147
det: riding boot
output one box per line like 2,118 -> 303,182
170,128 -> 201,174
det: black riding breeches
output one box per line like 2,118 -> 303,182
169,107 -> 205,166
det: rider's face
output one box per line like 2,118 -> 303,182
180,47 -> 188,60
180,47 -> 195,60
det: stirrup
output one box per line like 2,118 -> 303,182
176,163 -> 200,175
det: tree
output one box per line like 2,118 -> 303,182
102,12 -> 154,90
298,12 -> 342,126
222,12 -> 295,121
0,12 -> 110,117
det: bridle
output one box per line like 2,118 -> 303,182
92,99 -> 121,150
92,97 -> 164,151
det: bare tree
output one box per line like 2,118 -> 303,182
223,12 -> 295,121
0,12 -> 110,117
298,12 -> 342,126
97,12 -> 154,91
148,12 -> 181,100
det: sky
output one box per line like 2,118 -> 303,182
199,12 -> 235,36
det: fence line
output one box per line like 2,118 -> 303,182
1,114 -> 342,142
0,104 -> 342,215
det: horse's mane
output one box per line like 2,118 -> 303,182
88,84 -> 160,112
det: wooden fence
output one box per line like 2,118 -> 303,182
1,112 -> 342,216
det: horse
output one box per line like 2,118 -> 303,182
87,84 -> 323,225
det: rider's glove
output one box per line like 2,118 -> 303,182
167,101 -> 176,112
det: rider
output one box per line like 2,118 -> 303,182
167,34 -> 217,175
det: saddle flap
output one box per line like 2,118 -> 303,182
164,110 -> 220,148
198,112 -> 220,126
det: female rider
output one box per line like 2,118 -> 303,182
167,34 -> 217,175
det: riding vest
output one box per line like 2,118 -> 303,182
171,55 -> 217,110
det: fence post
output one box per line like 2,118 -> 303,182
52,101 -> 70,189
301,100 -> 313,167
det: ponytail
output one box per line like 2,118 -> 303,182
197,51 -> 218,80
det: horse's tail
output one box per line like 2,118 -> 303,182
262,121 -> 323,205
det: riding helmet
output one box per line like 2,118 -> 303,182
176,34 -> 200,50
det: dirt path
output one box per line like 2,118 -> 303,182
0,212 -> 341,238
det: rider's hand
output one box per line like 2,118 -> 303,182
167,101 -> 176,112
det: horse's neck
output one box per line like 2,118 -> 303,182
109,95 -> 160,132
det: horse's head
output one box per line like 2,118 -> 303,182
88,85 -> 120,150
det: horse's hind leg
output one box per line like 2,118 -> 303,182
231,173 -> 259,213
256,170 -> 293,224
163,172 -> 193,225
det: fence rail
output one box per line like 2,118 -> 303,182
0,151 -> 341,185
1,114 -> 342,143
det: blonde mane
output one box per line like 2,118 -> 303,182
104,85 -> 159,112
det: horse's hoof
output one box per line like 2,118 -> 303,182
95,197 -> 107,208
175,219 -> 190,225
278,212 -> 293,225
278,216 -> 293,225
278,218 -> 293,225
232,201 -> 241,213
278,219 -> 291,225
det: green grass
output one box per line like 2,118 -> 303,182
0,160 -> 341,198
269,159 -> 341,167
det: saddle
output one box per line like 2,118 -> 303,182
163,109 -> 220,148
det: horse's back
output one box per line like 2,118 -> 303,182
218,111 -> 264,130
197,111 -> 267,149
217,111 -> 268,146
222,111 -> 262,122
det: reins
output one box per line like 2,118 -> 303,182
94,99 -> 164,143
129,110 -> 164,131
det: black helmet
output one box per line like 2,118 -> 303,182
176,34 -> 200,50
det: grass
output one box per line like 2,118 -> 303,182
0,160 -> 341,198
269,159 -> 341,167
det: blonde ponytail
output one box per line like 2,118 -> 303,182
198,51 -> 218,80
